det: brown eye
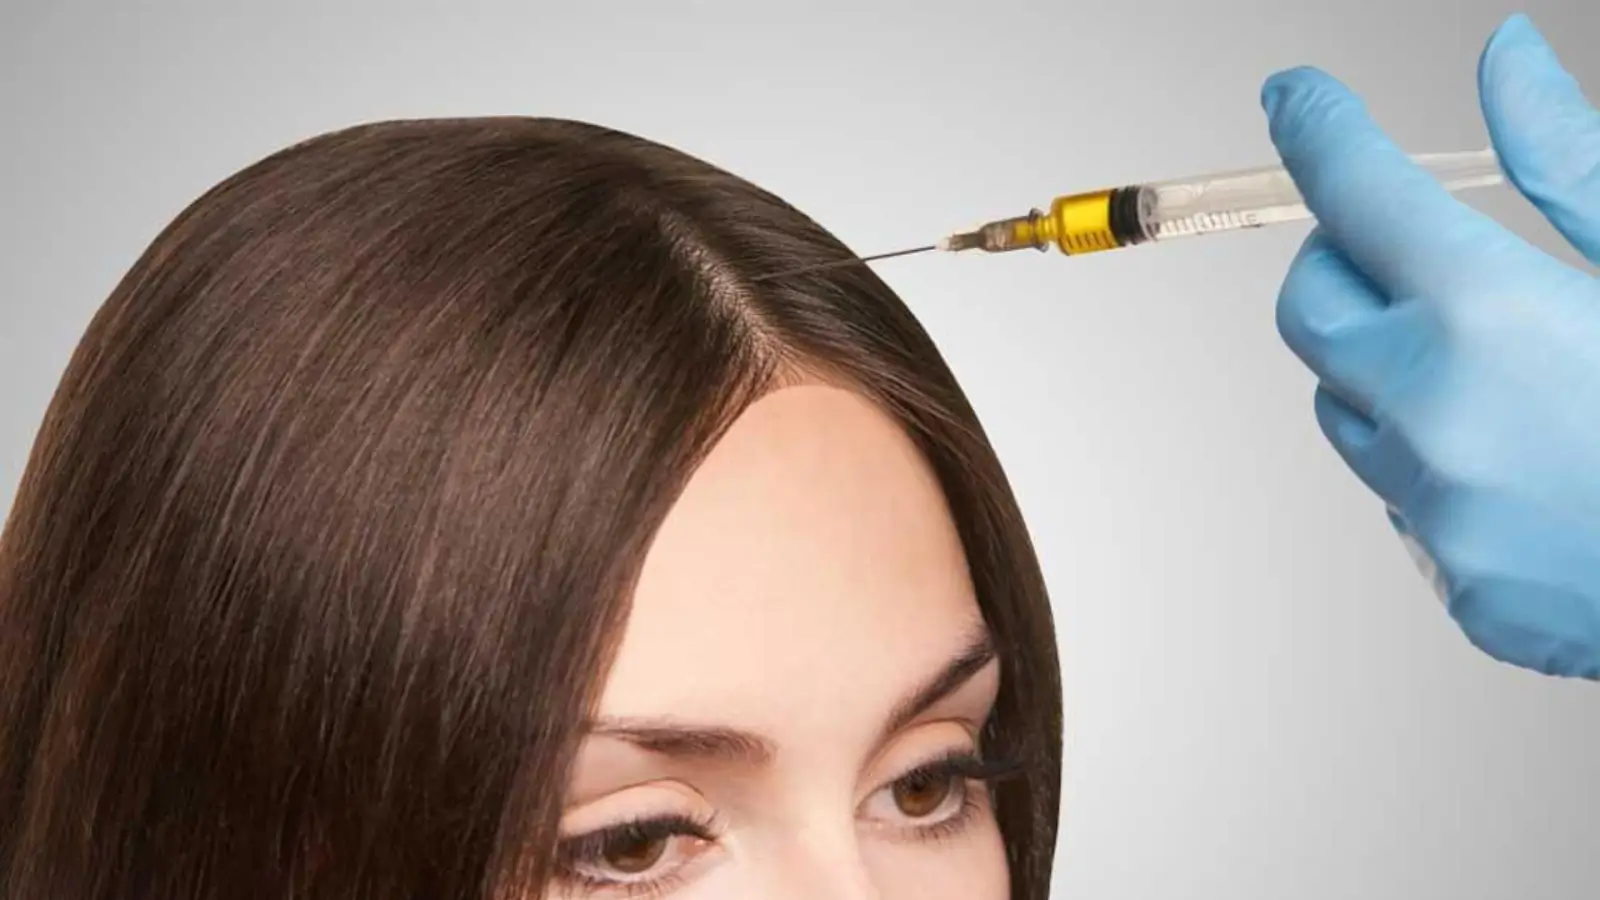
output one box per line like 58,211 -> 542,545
892,769 -> 957,818
602,832 -> 669,874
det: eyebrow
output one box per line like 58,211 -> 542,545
874,628 -> 997,748
584,719 -> 777,765
584,627 -> 997,767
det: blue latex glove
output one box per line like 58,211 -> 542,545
1264,14 -> 1600,679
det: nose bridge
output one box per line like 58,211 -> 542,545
762,818 -> 881,900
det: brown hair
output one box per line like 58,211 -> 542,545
0,117 -> 1062,900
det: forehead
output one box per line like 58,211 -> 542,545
599,385 -> 982,741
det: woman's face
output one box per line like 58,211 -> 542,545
551,385 -> 1010,900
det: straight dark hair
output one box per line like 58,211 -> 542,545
0,117 -> 1062,900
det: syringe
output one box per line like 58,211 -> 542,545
938,147 -> 1505,257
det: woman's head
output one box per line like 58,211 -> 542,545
0,118 -> 1061,900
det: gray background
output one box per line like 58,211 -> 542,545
3,1 -> 1597,897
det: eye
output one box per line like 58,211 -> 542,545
889,766 -> 962,820
554,814 -> 718,896
861,751 -> 1026,840
592,824 -> 670,874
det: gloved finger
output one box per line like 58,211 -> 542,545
1263,67 -> 1529,300
1386,507 -> 1450,608
1278,231 -> 1417,415
1395,487 -> 1600,679
1311,385 -> 1418,508
1479,14 -> 1600,265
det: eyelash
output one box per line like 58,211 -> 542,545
884,751 -> 1025,843
553,813 -> 717,898
550,752 -> 1026,898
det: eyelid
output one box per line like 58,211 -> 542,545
558,812 -> 718,857
893,750 -> 1025,786
557,780 -> 713,838
860,717 -> 985,793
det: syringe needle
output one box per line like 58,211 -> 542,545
858,244 -> 940,263
750,244 -> 939,281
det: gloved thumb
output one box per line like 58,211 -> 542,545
1479,14 -> 1600,264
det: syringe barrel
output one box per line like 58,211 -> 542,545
962,148 -> 1504,257
1134,147 -> 1505,243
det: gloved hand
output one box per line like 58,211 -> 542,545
1263,14 -> 1600,679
